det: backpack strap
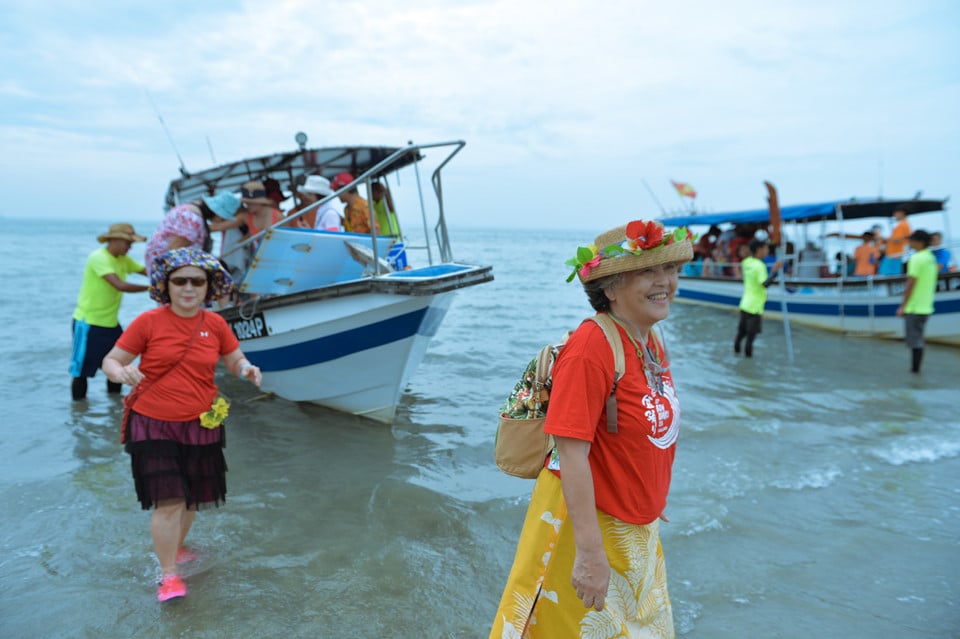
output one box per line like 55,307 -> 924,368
585,314 -> 626,434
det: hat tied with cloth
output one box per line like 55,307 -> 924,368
149,247 -> 234,304
201,192 -> 243,219
241,180 -> 275,206
299,175 -> 334,197
98,223 -> 146,243
566,219 -> 695,283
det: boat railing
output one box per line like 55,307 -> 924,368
223,140 -> 467,273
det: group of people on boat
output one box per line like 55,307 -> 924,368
842,209 -> 954,277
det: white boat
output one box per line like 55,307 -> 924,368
163,136 -> 493,422
658,187 -> 959,346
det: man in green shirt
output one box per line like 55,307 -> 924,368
71,223 -> 149,400
734,239 -> 782,358
896,230 -> 938,373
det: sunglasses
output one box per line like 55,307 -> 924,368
169,276 -> 208,287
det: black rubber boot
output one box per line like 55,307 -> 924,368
72,377 -> 88,400
911,348 -> 923,373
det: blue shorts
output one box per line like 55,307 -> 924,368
70,320 -> 123,378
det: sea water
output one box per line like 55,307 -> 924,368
0,218 -> 957,638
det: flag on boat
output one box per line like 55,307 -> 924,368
671,180 -> 697,199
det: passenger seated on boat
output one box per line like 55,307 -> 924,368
695,225 -> 722,259
853,231 -> 881,276
727,243 -> 750,278
242,180 -> 285,241
331,172 -> 380,235
371,181 -> 402,237
145,192 -> 244,276
288,175 -> 343,231
878,208 -> 911,275
930,232 -> 953,273
701,246 -> 725,277
797,241 -> 828,278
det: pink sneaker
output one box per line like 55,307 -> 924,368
157,575 -> 187,602
176,547 -> 199,564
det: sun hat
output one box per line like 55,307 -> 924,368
330,172 -> 355,190
149,247 -> 234,304
201,192 -> 243,219
97,223 -> 146,243
300,174 -> 334,197
241,180 -> 275,206
566,219 -> 694,283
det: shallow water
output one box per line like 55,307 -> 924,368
1,219 -> 958,638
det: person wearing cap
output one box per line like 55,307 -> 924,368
70,223 -> 150,400
896,230 -> 938,373
145,193 -> 244,276
102,248 -> 262,603
288,174 -> 343,231
331,172 -> 380,235
241,180 -> 285,242
489,220 -> 693,637
734,239 -> 783,358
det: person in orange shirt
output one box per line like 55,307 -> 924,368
331,172 -> 380,235
879,208 -> 911,275
853,231 -> 881,276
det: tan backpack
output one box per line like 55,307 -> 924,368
494,314 -> 626,478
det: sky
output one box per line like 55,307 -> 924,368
1,0 -> 958,234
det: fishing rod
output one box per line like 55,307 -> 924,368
641,179 -> 667,216
140,85 -> 187,175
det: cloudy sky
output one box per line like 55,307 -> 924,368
2,0 -> 958,232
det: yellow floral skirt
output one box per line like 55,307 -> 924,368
489,469 -> 674,638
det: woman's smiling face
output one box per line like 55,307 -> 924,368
167,265 -> 208,316
606,262 -> 682,335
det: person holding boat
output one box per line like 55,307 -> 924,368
70,223 -> 150,400
145,193 -> 245,276
331,172 -> 380,235
734,239 -> 783,358
102,248 -> 262,602
490,220 -> 693,638
896,230 -> 938,373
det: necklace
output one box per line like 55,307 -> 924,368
608,313 -> 668,394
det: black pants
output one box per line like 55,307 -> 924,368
735,311 -> 763,357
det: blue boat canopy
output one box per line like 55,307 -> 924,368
658,198 -> 946,227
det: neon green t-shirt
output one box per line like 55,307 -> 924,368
373,199 -> 401,236
738,256 -> 769,315
904,249 -> 937,315
72,248 -> 144,327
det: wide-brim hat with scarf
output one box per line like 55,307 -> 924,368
149,247 -> 234,304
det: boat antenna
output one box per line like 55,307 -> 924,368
641,179 -> 668,217
141,86 -> 187,175
206,135 -> 217,165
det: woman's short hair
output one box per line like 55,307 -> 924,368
583,272 -> 624,312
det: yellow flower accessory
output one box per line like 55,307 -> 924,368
199,396 -> 230,429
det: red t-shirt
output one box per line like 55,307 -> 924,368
117,307 -> 240,421
544,318 -> 680,525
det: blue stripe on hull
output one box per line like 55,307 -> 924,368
248,308 -> 430,372
677,289 -> 960,317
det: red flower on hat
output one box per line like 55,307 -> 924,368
624,220 -> 664,251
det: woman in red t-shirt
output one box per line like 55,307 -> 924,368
489,220 -> 693,638
102,248 -> 262,603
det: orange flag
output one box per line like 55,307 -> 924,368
671,180 -> 697,199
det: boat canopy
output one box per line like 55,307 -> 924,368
164,145 -> 423,208
659,198 -> 946,227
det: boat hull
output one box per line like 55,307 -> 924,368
675,273 -> 960,346
218,264 -> 493,422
